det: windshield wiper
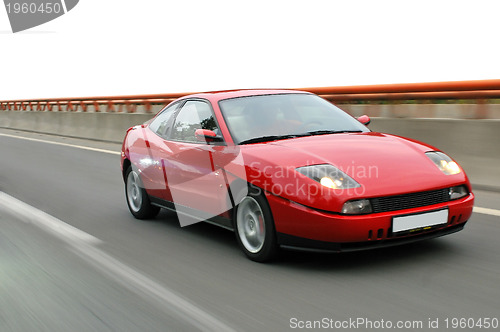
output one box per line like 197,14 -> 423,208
239,134 -> 304,145
301,129 -> 363,136
238,130 -> 364,145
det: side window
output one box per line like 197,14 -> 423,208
170,100 -> 219,143
148,101 -> 180,137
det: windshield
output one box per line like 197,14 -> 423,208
219,93 -> 370,144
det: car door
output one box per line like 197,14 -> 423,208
162,99 -> 231,226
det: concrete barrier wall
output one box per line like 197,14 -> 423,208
0,111 -> 152,143
341,103 -> 500,119
1,111 -> 499,190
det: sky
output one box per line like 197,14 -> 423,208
1,0 -> 499,100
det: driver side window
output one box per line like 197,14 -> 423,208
170,100 -> 219,143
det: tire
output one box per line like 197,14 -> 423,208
125,166 -> 160,219
234,187 -> 278,262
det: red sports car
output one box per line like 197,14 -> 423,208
121,90 -> 474,261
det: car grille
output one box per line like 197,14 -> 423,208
370,188 -> 450,213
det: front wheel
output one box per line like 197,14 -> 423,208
234,189 -> 278,262
125,166 -> 160,219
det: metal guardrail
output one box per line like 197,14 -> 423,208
2,79 -> 500,114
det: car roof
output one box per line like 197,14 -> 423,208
180,89 -> 311,103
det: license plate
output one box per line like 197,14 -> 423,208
392,209 -> 448,234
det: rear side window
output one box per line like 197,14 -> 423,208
170,100 -> 219,143
149,101 -> 180,137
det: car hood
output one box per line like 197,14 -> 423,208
235,132 -> 469,200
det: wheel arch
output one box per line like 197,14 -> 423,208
122,158 -> 131,182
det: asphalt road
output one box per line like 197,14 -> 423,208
1,128 -> 499,332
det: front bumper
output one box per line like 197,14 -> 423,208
266,191 -> 474,252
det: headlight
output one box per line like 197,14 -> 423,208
449,185 -> 468,200
425,151 -> 461,175
296,164 -> 361,189
341,199 -> 372,214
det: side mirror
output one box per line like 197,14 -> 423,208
357,115 -> 371,125
195,129 -> 223,143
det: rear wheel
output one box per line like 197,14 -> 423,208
125,166 -> 160,219
234,188 -> 278,262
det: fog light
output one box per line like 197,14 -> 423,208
449,185 -> 468,200
341,199 -> 372,215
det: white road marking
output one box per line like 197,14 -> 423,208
0,133 -> 120,155
0,192 -> 235,332
0,192 -> 101,244
72,244 -> 236,332
473,207 -> 500,217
